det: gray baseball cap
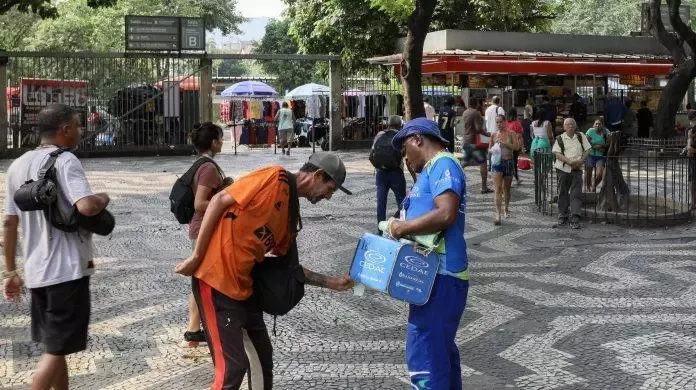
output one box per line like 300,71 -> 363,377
307,152 -> 352,195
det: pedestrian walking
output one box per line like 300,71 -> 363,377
275,102 -> 295,156
505,108 -> 524,186
604,93 -> 626,132
389,118 -> 469,390
636,100 -> 653,138
370,116 -> 413,230
521,104 -> 533,152
3,104 -> 111,390
552,118 -> 591,229
461,97 -> 492,193
438,97 -> 457,153
484,96 -> 505,136
584,119 -> 607,193
539,96 -> 557,125
179,122 -> 231,348
489,114 -> 520,225
174,152 -> 354,390
424,97 -> 436,121
622,100 -> 637,138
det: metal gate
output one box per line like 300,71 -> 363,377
0,51 -> 342,158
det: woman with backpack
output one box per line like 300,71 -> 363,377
490,114 -> 521,225
184,122 -> 228,347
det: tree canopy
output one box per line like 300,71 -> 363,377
1,0 -> 244,51
254,18 -> 323,93
284,0 -> 557,73
0,0 -> 116,19
549,0 -> 643,36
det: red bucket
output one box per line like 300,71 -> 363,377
518,157 -> 532,171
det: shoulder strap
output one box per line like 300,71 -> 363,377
556,135 -> 565,154
40,148 -> 78,233
39,148 -> 68,180
182,157 -> 222,185
577,132 -> 587,152
286,171 -> 302,233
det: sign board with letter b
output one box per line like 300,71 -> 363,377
125,15 -> 206,51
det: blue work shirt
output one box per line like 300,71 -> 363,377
405,152 -> 468,278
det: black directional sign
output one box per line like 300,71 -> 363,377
125,16 -> 206,51
180,18 -> 206,50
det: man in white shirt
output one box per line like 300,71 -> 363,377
424,97 -> 436,121
484,96 -> 506,135
3,104 -> 110,390
552,118 -> 591,229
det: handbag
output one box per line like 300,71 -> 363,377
476,133 -> 490,149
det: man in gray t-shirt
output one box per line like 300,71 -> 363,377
3,104 -> 110,389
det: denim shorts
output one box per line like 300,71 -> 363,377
585,155 -> 605,168
491,159 -> 515,177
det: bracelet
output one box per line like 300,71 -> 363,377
2,270 -> 18,279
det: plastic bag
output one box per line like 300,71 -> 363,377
490,143 -> 502,167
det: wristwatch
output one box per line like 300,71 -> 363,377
2,270 -> 18,279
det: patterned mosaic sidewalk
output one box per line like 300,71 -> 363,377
2,147 -> 696,389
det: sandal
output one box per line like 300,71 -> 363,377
481,188 -> 494,194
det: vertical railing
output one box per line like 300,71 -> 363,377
534,152 -> 694,226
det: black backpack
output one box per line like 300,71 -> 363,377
169,157 -> 223,224
369,130 -> 401,171
251,171 -> 305,320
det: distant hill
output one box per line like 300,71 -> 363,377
209,17 -> 272,50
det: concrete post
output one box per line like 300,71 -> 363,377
329,59 -> 342,151
0,51 -> 8,152
199,56 -> 213,123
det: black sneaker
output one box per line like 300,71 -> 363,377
570,221 -> 582,230
184,330 -> 206,346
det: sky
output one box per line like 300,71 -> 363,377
236,0 -> 287,18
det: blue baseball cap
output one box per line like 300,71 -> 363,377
391,117 -> 450,151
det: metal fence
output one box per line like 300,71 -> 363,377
626,136 -> 689,155
341,66 -> 463,148
4,52 -> 205,156
534,152 -> 695,227
1,52 -> 342,158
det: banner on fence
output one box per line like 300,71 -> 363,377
20,78 -> 88,125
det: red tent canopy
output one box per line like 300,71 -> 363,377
155,76 -> 200,91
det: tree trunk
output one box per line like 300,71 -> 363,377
654,59 -> 696,138
597,132 -> 630,211
400,0 -> 437,120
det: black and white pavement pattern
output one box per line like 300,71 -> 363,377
2,146 -> 696,390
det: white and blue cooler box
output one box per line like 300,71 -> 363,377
349,233 -> 439,305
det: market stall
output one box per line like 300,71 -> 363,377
285,83 -> 330,150
367,30 -> 674,136
220,80 -> 280,154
